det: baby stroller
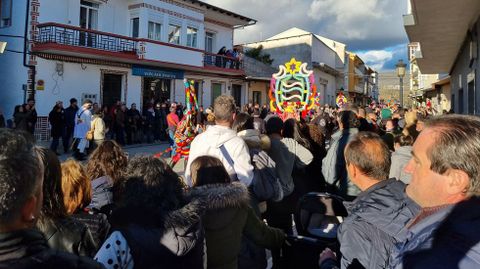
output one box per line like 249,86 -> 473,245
283,192 -> 348,268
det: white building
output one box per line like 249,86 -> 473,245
408,42 -> 440,106
0,0 -> 255,139
242,27 -> 347,106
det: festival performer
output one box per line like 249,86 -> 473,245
155,79 -> 199,167
269,58 -> 317,120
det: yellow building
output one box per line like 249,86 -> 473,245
346,52 -> 370,105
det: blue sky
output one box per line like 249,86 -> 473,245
203,0 -> 409,71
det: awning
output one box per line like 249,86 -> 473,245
404,0 -> 480,73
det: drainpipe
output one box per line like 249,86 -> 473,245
23,0 -> 36,101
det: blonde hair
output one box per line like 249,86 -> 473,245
404,111 -> 417,126
61,159 -> 92,215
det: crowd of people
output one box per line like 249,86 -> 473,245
0,94 -> 479,269
6,97 -> 210,160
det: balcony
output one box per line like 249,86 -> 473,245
34,23 -> 139,61
33,23 -> 244,74
203,52 -> 243,71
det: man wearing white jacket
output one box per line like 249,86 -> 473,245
73,99 -> 93,160
185,95 -> 254,187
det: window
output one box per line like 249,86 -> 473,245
0,0 -> 12,28
148,21 -> 161,41
468,81 -> 475,114
168,24 -> 181,45
252,91 -> 261,105
451,94 -> 455,113
187,27 -> 197,47
131,18 -> 139,38
459,88 -> 464,114
205,32 -> 214,53
80,0 -> 98,30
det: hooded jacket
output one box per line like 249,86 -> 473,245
0,229 -> 102,269
390,197 -> 480,269
185,125 -> 254,186
268,136 -> 313,197
188,182 -> 285,269
237,130 -> 283,203
95,200 -> 205,269
322,128 -> 361,198
389,146 -> 412,184
338,179 -> 420,268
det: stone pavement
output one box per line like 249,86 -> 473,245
36,141 -> 187,178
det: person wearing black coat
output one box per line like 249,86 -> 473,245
36,148 -> 98,257
26,98 -> 37,135
49,102 -> 66,155
0,129 -> 102,269
13,105 -> 31,132
64,98 -> 79,153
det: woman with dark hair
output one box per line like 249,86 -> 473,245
95,156 -> 205,269
188,156 -> 285,269
282,118 -> 311,149
36,148 -> 97,257
86,140 -> 128,215
13,104 -> 31,131
61,159 -> 111,248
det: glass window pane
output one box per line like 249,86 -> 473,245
205,32 -> 214,52
132,18 -> 139,38
155,23 -> 161,41
1,0 -> 10,18
148,22 -> 154,39
168,24 -> 180,44
187,27 -> 197,47
80,7 -> 87,29
88,8 -> 98,29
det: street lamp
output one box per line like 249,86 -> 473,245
396,59 -> 407,107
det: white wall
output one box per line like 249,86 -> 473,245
204,21 -> 233,52
314,70 -> 337,106
34,58 -> 140,116
143,42 -> 203,66
311,38 -> 337,68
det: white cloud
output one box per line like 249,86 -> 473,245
357,50 -> 393,70
308,0 -> 383,39
201,0 -> 409,70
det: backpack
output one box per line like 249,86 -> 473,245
219,145 -> 283,202
250,149 -> 283,202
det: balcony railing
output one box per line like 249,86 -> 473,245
204,52 -> 243,71
35,23 -> 244,73
35,23 -> 138,55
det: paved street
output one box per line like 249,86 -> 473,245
37,141 -> 187,177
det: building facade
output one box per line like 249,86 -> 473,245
344,52 -> 377,106
378,71 -> 412,107
404,0 -> 480,115
408,42 -> 440,107
0,0 -> 255,139
242,27 -> 349,107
